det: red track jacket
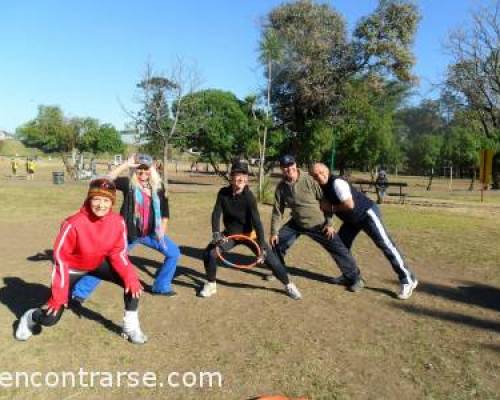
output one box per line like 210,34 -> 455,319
47,205 -> 140,310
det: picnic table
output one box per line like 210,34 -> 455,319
350,178 -> 408,204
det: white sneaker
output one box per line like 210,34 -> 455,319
122,311 -> 148,344
122,327 -> 148,344
398,279 -> 418,300
199,282 -> 217,298
16,308 -> 38,341
285,282 -> 302,300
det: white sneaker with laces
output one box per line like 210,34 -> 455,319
200,282 -> 217,298
285,282 -> 302,300
16,308 -> 38,341
398,279 -> 418,300
122,311 -> 148,344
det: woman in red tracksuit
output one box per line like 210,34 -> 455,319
15,178 -> 147,344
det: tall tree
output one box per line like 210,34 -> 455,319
17,105 -> 77,153
259,0 -> 420,164
334,79 -> 405,176
255,28 -> 283,200
132,60 -> 200,192
445,0 -> 500,187
408,134 -> 443,190
180,89 -> 251,177
79,120 -> 124,154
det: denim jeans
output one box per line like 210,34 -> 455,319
275,220 -> 360,283
72,234 -> 180,298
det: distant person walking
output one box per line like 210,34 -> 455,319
375,168 -> 388,204
10,158 -> 18,176
26,158 -> 36,180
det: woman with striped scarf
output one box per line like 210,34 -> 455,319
71,154 -> 180,301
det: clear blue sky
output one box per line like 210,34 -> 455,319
0,0 -> 478,133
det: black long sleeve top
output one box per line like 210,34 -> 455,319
211,185 -> 266,247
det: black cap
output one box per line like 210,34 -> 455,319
230,160 -> 249,175
279,154 -> 296,167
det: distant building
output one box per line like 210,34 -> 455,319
0,130 -> 14,140
120,129 -> 146,145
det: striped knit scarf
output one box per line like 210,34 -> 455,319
133,186 -> 164,248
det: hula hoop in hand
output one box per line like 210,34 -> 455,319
215,234 -> 262,269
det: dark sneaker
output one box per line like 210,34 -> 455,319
348,277 -> 365,293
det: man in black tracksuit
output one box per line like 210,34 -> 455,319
199,160 -> 302,300
310,162 -> 418,300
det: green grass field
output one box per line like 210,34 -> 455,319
0,160 -> 499,399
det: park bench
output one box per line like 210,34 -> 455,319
350,179 -> 408,204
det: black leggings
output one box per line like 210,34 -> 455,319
203,239 -> 290,285
32,261 -> 139,327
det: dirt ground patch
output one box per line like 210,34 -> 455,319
0,161 -> 499,399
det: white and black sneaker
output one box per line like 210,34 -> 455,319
285,282 -> 302,300
15,308 -> 38,341
122,311 -> 148,344
122,327 -> 148,344
199,282 -> 217,298
398,278 -> 418,300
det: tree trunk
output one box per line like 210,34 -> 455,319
426,171 -> 434,191
468,166 -> 476,191
492,153 -> 500,190
60,151 -> 77,180
163,142 -> 169,194
258,56 -> 272,202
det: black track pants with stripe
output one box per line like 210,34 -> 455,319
337,205 -> 414,284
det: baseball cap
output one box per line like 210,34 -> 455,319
279,154 -> 296,167
135,153 -> 153,168
230,160 -> 249,175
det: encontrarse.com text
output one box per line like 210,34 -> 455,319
0,369 -> 223,389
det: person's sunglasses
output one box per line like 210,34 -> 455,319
136,168 -> 151,175
89,178 -> 116,190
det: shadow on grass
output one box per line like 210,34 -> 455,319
392,303 -> 500,333
129,255 -> 162,279
284,265 -> 337,285
26,249 -> 53,262
180,245 -> 276,281
181,245 -> 365,288
0,277 -> 123,336
174,265 -> 284,296
68,300 -> 122,335
363,285 -> 398,299
416,281 -> 500,312
483,343 -> 500,354
0,277 -> 50,319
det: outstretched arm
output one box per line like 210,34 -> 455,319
108,154 -> 140,181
